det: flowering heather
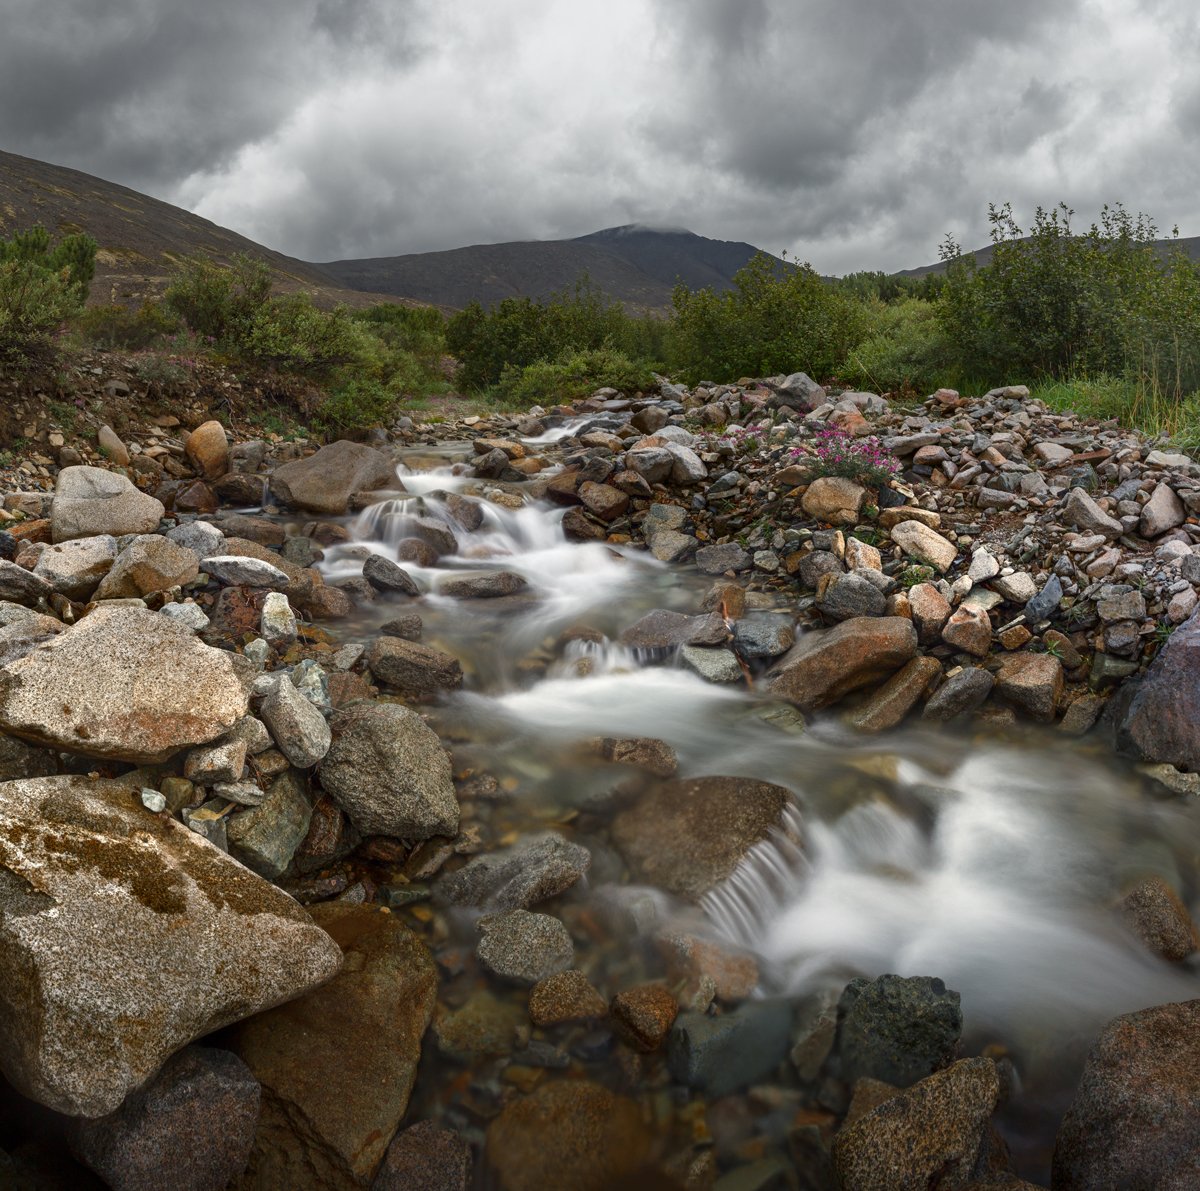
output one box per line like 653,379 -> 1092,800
789,424 -> 899,486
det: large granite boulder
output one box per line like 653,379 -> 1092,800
51,466 -> 165,543
269,441 -> 397,515
0,775 -> 342,1117
0,605 -> 253,763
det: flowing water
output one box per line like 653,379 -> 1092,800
317,433 -> 1200,1182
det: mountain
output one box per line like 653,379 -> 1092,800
320,224 -> 776,312
0,149 -> 384,308
898,235 -> 1200,277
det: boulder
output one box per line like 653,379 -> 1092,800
184,420 -> 230,481
1052,999 -> 1200,1190
994,652 -> 1063,722
51,466 -> 165,543
69,1046 -> 260,1191
439,570 -> 528,599
270,441 -> 397,514
0,605 -> 252,763
362,554 -> 420,595
889,521 -> 957,573
94,535 -> 200,599
486,1080 -> 650,1191
365,637 -> 463,697
440,831 -> 590,911
318,702 -> 459,840
0,774 -> 341,1117
611,775 -> 790,900
831,1058 -> 1000,1191
31,535 -> 118,599
1139,482 -> 1186,538
232,904 -> 437,1191
668,1001 -> 795,1097
802,476 -> 867,525
767,617 -> 918,712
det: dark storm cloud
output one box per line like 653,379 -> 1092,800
0,0 -> 423,191
2,0 -> 1197,273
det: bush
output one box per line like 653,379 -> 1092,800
353,303 -> 446,365
241,295 -> 366,378
163,253 -> 272,340
667,252 -> 867,384
0,225 -> 97,365
495,347 -> 654,406
77,300 -> 180,350
840,298 -> 954,394
788,424 -> 899,487
315,377 -> 402,434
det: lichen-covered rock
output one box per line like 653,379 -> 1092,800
0,605 -> 253,763
0,775 -> 341,1117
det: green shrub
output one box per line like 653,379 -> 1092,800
840,298 -> 954,393
353,303 -> 446,365
495,347 -> 654,406
77,300 -> 180,350
667,252 -> 867,384
315,377 -> 402,434
163,253 -> 272,340
130,351 -> 195,395
0,225 -> 97,365
241,295 -> 365,377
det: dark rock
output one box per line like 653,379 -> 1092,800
363,554 -> 420,595
372,1120 -> 471,1191
1121,877 -> 1198,961
732,614 -> 796,658
440,831 -> 591,911
439,570 -> 528,599
835,974 -> 962,1087
70,1046 -> 260,1191
380,613 -> 423,640
816,572 -> 889,621
695,542 -> 752,574
620,609 -> 726,650
1052,999 -> 1200,1190
668,1001 -> 794,1096
528,970 -> 608,1027
922,667 -> 995,722
1025,574 -> 1064,623
226,770 -> 313,879
366,637 -> 463,697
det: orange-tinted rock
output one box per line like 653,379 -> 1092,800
184,420 -> 230,481
610,983 -> 678,1052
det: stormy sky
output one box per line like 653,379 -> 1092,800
2,0 -> 1197,274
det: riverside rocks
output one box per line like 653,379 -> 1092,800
0,775 -> 342,1117
0,605 -> 252,763
365,637 -> 463,697
51,465 -> 164,542
440,831 -> 591,911
269,440 -> 397,513
1052,999 -> 1200,1189
232,904 -> 437,1191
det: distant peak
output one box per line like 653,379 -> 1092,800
583,223 -> 696,238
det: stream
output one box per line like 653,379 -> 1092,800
317,425 -> 1200,1184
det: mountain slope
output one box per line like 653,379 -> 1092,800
321,225 -> 776,311
0,149 -> 384,308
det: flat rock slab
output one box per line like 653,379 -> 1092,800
0,605 -> 253,764
0,775 -> 342,1117
270,441 -> 397,515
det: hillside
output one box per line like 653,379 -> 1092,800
899,234 -> 1200,277
321,224 -> 777,312
0,149 -> 387,309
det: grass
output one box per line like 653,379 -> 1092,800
1033,374 -> 1200,455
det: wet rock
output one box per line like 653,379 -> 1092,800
802,476 -> 867,525
478,909 -> 575,985
610,983 -> 678,1051
51,466 -> 165,543
732,614 -> 796,658
1139,482 -> 1186,538
922,667 -> 995,722
269,440 -> 397,514
528,970 -> 608,1027
1063,487 -> 1123,538
598,735 -> 678,777
994,652 -> 1063,722
319,702 -> 459,840
835,974 -> 962,1087
439,570 -> 528,599
831,1057 -> 1000,1191
611,775 -> 790,899
371,1120 -> 471,1191
1052,998 -> 1200,1190
434,991 -> 523,1063
579,480 -> 629,521
260,676 -> 331,768
0,605 -> 252,763
366,637 -> 463,697
381,612 -> 423,640
668,1000 -> 794,1097
226,770 -> 313,879
0,774 -> 341,1117
232,903 -> 436,1191
847,656 -> 942,732
680,644 -> 744,683
695,541 -> 752,574
767,617 -> 918,712
889,520 -> 957,573
1121,877 -> 1198,961
620,608 -> 725,649
95,535 -> 200,599
440,831 -> 591,910
363,554 -> 420,595
486,1080 -> 651,1191
32,535 -> 118,599
202,555 -> 289,588
69,1046 -> 259,1191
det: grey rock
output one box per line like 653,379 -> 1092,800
363,554 -> 420,595
439,570 -> 528,599
1140,482 -> 1186,538
620,609 -> 725,650
694,542 -> 751,574
269,440 -> 397,514
477,910 -> 575,985
440,831 -> 591,911
668,1001 -> 794,1097
1025,574 -> 1064,622
32,535 -> 118,599
260,676 -> 331,768
202,555 -> 290,588
680,645 -> 744,683
158,602 -> 210,632
649,530 -> 699,563
226,770 -> 313,879
94,535 -> 200,600
51,466 -> 165,543
1063,487 -> 1123,538
0,774 -> 340,1116
319,702 -> 459,840
366,637 -> 463,696
732,614 -> 796,658
922,668 -> 994,722
259,591 -> 297,646
816,571 -> 888,621
166,520 -> 225,559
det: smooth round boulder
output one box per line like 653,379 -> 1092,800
184,420 -> 230,481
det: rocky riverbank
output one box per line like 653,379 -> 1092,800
0,370 -> 1197,1189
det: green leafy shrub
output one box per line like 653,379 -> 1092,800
0,225 -> 97,365
315,377 -> 402,434
163,253 -> 272,340
495,347 -> 653,406
77,300 -> 180,350
353,303 -> 446,365
241,295 -> 366,377
130,351 -> 195,395
841,298 -> 954,394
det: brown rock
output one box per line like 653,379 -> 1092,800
94,535 -> 200,599
766,617 -> 918,712
578,481 -> 629,522
232,904 -> 438,1190
942,605 -> 993,658
994,653 -> 1063,722
908,583 -> 951,645
365,637 -> 463,697
610,983 -> 678,1052
486,1080 -> 651,1191
528,970 -> 608,1027
184,420 -> 230,481
1052,999 -> 1200,1190
371,1120 -> 471,1191
659,933 -> 758,1001
1120,877 -> 1198,961
611,775 -> 790,900
846,656 -> 942,732
831,1058 -> 1000,1191
802,476 -> 866,525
